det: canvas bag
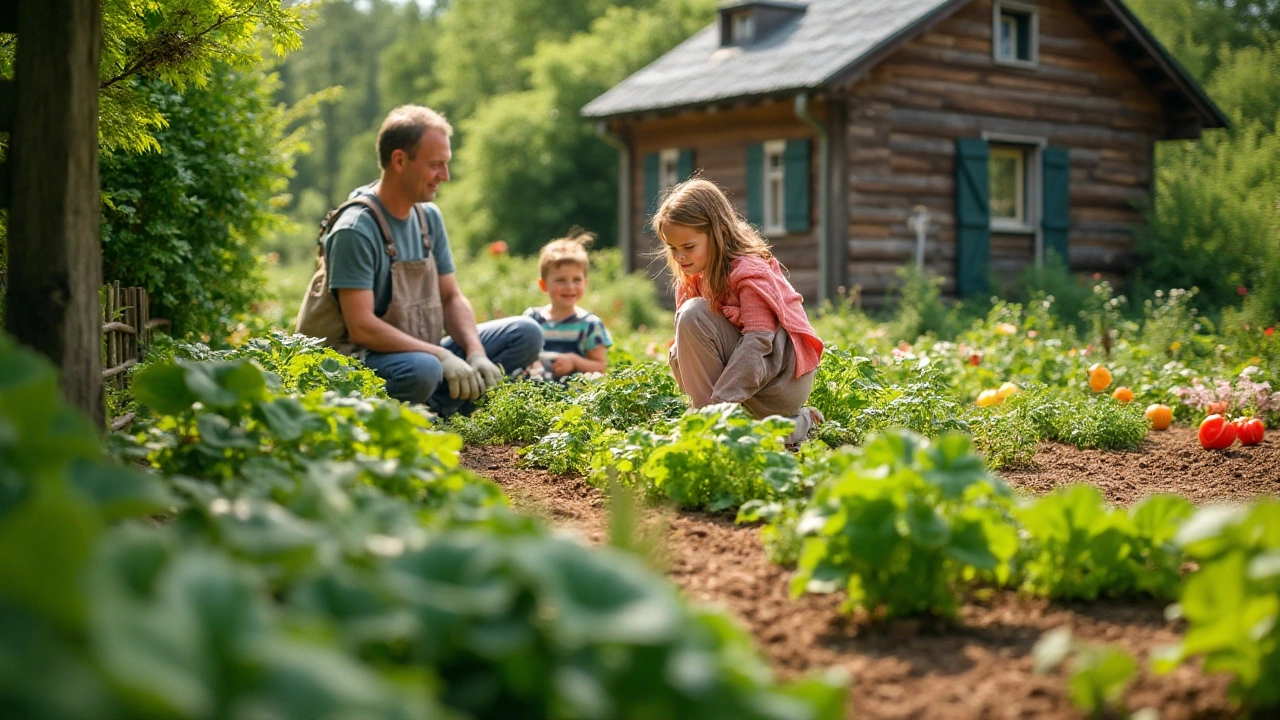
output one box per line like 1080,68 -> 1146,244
294,196 -> 433,355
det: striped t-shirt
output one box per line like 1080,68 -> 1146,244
523,306 -> 612,357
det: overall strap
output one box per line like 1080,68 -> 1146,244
319,197 -> 399,259
411,203 -> 432,254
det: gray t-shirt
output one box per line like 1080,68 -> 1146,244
323,188 -> 455,317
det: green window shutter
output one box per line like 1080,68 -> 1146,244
677,149 -> 695,182
954,137 -> 991,296
745,143 -> 763,227
784,138 -> 811,233
643,152 -> 660,232
1042,147 -> 1070,267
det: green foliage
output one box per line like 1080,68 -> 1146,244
856,359 -> 969,442
442,0 -> 715,252
966,396 -> 1040,470
789,430 -> 1017,619
447,379 -> 571,445
885,264 -> 959,342
807,346 -> 879,445
519,405 -> 608,475
1161,501 -> 1280,713
1,333 -> 847,719
1035,393 -> 1152,451
591,404 -> 805,512
1016,485 -> 1194,601
147,332 -> 387,398
95,0 -> 305,154
101,64 -> 300,340
1034,629 -> 1141,719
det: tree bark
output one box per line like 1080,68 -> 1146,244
5,0 -> 104,426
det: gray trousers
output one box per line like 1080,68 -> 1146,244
668,298 -> 815,419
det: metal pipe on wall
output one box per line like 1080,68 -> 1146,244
794,92 -> 830,304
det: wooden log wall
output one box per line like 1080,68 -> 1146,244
622,100 -> 824,302
838,0 -> 1166,300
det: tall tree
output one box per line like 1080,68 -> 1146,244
440,0 -> 715,255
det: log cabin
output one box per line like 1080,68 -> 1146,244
582,0 -> 1228,305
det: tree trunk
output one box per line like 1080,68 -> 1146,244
4,0 -> 104,426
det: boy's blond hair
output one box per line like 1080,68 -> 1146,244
538,230 -> 594,278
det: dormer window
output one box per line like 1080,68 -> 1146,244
993,1 -> 1038,66
718,1 -> 805,48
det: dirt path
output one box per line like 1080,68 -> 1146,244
461,436 -> 1257,720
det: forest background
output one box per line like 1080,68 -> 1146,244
0,0 -> 1277,341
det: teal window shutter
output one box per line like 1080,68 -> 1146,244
954,138 -> 991,296
745,143 -> 763,227
1041,147 -> 1070,267
784,139 -> 811,232
677,149 -> 695,182
643,152 -> 660,232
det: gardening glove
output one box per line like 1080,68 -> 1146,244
468,352 -> 504,392
435,349 -> 482,401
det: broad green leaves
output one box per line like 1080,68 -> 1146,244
1162,501 -> 1280,712
788,430 -> 1016,618
1016,486 -> 1193,601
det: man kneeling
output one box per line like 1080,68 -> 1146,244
296,105 -> 541,416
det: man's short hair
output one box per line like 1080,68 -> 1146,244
538,230 -> 594,278
377,105 -> 453,169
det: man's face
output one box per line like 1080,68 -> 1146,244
539,264 -> 587,310
396,128 -> 451,202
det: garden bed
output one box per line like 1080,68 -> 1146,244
459,432 -> 1276,720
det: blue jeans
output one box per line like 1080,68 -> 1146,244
362,316 -> 543,417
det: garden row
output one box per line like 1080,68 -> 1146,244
447,344 -> 1279,716
0,333 -> 844,720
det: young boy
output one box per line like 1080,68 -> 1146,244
522,232 -> 611,379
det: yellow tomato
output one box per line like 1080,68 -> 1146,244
976,389 -> 1002,407
997,382 -> 1021,400
1088,363 -> 1112,393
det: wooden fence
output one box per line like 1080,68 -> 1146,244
102,282 -> 169,431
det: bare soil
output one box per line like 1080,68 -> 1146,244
460,427 -> 1280,720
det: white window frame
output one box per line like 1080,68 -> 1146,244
659,148 -> 680,191
731,10 -> 755,45
762,139 -> 787,237
983,131 -> 1047,262
992,0 -> 1039,68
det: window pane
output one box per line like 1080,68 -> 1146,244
999,16 -> 1015,59
989,153 -> 1019,220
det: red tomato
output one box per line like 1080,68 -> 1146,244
1198,414 -> 1237,450
1235,417 -> 1265,446
968,352 -> 982,367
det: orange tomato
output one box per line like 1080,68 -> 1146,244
1144,404 -> 1173,431
1206,400 -> 1229,416
1087,363 -> 1112,392
1111,386 -> 1134,403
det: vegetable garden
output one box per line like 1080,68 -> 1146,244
8,262 -> 1277,720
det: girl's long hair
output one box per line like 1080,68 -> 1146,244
653,178 -> 773,304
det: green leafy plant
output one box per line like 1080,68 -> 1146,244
1158,502 -> 1280,713
1034,628 -> 1146,719
447,378 -> 570,445
590,404 -> 804,512
1016,485 -> 1193,601
789,430 -> 1017,619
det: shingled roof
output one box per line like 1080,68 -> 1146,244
581,0 -> 1228,131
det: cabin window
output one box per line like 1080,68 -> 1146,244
731,10 -> 755,44
763,139 -> 786,236
659,148 -> 680,190
989,145 -> 1028,228
993,2 -> 1037,66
